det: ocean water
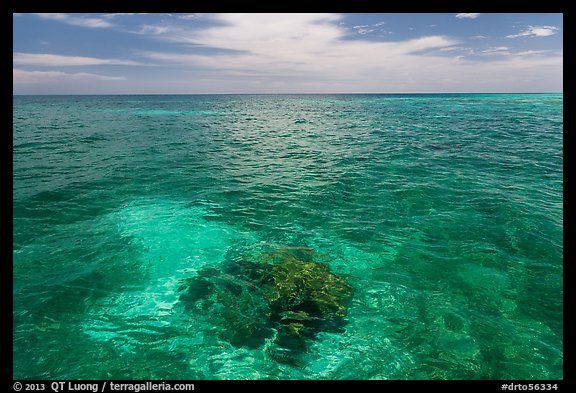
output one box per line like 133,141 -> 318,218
13,94 -> 563,380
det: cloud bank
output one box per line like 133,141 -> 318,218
13,52 -> 139,66
134,13 -> 561,93
13,68 -> 125,82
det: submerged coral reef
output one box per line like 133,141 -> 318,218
178,244 -> 354,367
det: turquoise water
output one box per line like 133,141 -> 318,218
13,94 -> 563,379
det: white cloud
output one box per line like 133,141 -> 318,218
32,13 -> 113,28
69,73 -> 125,81
141,14 -> 458,76
133,25 -> 174,35
353,25 -> 375,35
178,14 -> 197,20
352,20 -> 386,35
13,68 -> 125,84
480,48 -> 552,58
514,50 -> 549,56
13,68 -> 68,82
102,13 -> 149,19
481,46 -> 510,54
439,46 -> 468,52
456,13 -> 481,19
13,52 -> 140,66
507,25 -> 559,38
129,13 -> 561,93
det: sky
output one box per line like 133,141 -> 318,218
13,13 -> 563,94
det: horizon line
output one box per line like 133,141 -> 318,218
13,91 -> 563,96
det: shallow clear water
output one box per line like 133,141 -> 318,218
13,94 -> 563,379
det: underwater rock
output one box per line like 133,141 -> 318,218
178,244 -> 354,366
178,268 -> 273,349
262,255 -> 354,320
